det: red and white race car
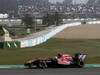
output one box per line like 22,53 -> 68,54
24,53 -> 86,69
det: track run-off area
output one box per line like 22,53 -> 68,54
0,64 -> 100,75
0,68 -> 100,75
0,64 -> 100,69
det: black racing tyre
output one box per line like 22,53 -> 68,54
38,61 -> 47,69
78,61 -> 84,68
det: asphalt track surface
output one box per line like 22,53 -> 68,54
0,68 -> 100,75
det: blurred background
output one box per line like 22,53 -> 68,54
0,0 -> 100,39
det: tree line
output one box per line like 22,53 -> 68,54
22,12 -> 63,28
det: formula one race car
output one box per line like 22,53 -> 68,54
24,53 -> 86,69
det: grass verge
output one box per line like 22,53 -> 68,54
0,38 -> 100,64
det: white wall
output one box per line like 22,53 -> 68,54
13,20 -> 100,48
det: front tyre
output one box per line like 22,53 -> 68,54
78,61 -> 84,68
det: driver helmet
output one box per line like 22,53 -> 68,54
57,53 -> 62,58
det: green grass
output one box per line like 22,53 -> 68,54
0,38 -> 100,64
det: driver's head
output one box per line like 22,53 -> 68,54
57,53 -> 62,58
